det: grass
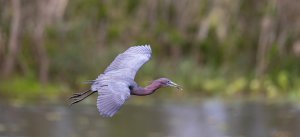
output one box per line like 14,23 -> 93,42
0,76 -> 69,103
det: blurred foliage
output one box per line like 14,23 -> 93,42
0,76 -> 68,103
1,0 -> 300,102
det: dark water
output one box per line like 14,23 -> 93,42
0,100 -> 300,137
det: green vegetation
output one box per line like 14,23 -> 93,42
1,0 -> 300,102
0,76 -> 68,103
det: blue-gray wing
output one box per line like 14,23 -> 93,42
96,81 -> 131,117
101,45 -> 152,79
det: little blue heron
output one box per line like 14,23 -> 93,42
69,45 -> 182,117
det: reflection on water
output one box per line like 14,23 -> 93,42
0,100 -> 300,137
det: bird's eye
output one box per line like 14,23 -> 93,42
128,85 -> 133,90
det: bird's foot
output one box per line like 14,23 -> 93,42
69,97 -> 84,106
69,93 -> 83,99
68,90 -> 91,99
68,89 -> 96,106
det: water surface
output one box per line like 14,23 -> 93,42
0,100 -> 299,137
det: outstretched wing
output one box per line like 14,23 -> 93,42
96,81 -> 130,117
94,45 -> 151,117
101,45 -> 152,79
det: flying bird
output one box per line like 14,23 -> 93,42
69,45 -> 182,117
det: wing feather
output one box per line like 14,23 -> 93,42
96,84 -> 130,117
101,45 -> 152,79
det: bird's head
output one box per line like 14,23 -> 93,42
156,78 -> 182,90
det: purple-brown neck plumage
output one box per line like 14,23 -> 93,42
131,81 -> 162,96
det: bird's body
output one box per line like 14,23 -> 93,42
69,45 -> 181,117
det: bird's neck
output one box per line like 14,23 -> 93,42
131,82 -> 162,96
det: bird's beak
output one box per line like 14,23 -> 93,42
168,81 -> 183,91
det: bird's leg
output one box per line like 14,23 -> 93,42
69,90 -> 96,105
68,85 -> 107,106
69,89 -> 91,99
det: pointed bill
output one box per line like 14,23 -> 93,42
168,81 -> 183,91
